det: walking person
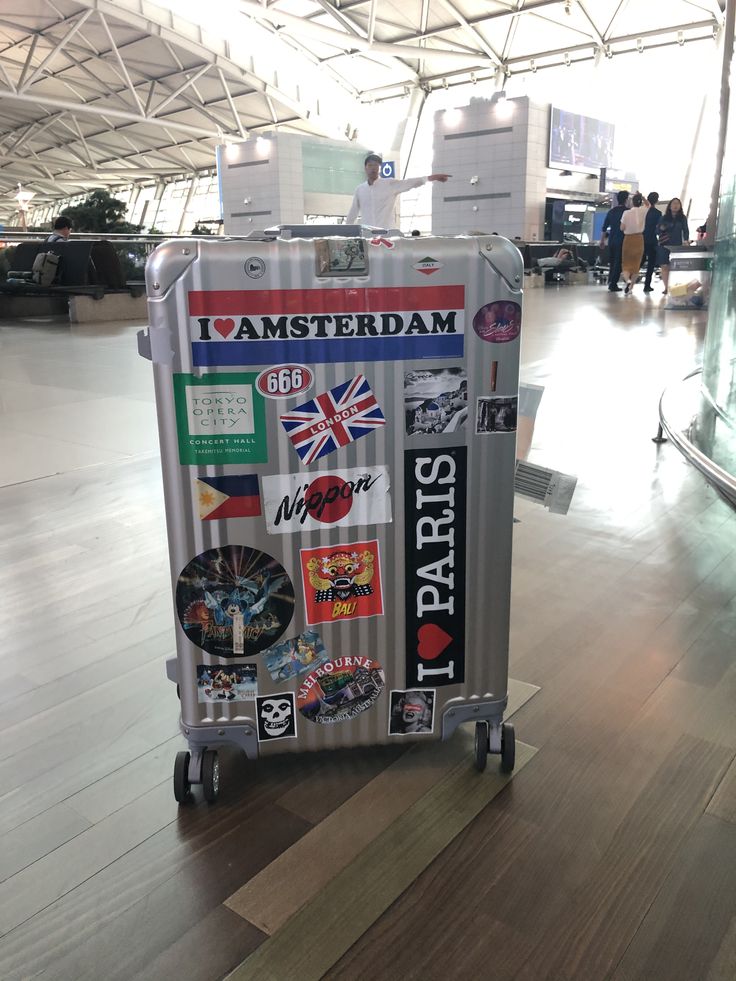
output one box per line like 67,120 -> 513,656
600,190 -> 629,292
642,192 -> 661,292
347,154 -> 451,229
657,198 -> 690,295
620,192 -> 649,294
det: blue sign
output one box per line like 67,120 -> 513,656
380,161 -> 396,178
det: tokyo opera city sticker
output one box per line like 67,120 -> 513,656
195,474 -> 261,520
388,689 -> 436,736
197,665 -> 257,703
262,630 -> 329,683
187,284 -> 465,365
404,368 -> 468,436
173,373 -> 267,466
300,540 -> 384,625
256,693 -> 297,742
472,300 -> 521,344
280,374 -> 385,465
297,656 -> 385,725
262,465 -> 392,534
176,545 -> 294,658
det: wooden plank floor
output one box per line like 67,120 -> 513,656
0,286 -> 734,981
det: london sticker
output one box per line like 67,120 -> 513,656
297,656 -> 385,725
176,545 -> 294,657
300,540 -> 384,625
173,372 -> 267,466
404,447 -> 466,687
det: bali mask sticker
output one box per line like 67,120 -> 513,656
404,368 -> 468,436
262,630 -> 329,683
256,693 -> 297,741
176,545 -> 294,657
388,689 -> 436,735
297,656 -> 385,725
197,665 -> 257,703
300,540 -> 384,625
472,301 -> 521,344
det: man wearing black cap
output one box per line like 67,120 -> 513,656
347,154 -> 451,229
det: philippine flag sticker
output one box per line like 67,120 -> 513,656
195,474 -> 261,520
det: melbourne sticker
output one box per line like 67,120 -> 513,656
280,374 -> 385,465
404,448 -> 466,687
195,474 -> 261,520
297,656 -> 385,725
176,545 -> 294,657
197,665 -> 257,703
476,396 -> 517,434
388,689 -> 436,735
262,630 -> 329,682
173,373 -> 267,466
405,368 -> 468,436
472,301 -> 521,344
256,693 -> 297,741
262,465 -> 392,534
188,285 -> 464,365
300,540 -> 384,625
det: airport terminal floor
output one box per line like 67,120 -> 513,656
1,281 -> 735,981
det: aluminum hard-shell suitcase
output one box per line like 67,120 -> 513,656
139,229 -> 523,802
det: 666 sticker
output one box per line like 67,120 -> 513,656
257,364 -> 314,399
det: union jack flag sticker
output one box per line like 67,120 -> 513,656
280,374 -> 386,465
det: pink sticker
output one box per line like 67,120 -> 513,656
472,301 -> 521,343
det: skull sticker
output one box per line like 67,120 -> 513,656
256,693 -> 297,741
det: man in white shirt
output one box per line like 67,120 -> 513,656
346,153 -> 451,229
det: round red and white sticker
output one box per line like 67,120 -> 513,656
256,364 -> 314,399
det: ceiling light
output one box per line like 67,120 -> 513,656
677,31 -> 684,46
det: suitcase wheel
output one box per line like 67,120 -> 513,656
202,750 -> 220,803
474,721 -> 489,772
501,723 -> 516,774
173,751 -> 193,804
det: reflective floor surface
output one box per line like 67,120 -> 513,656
1,283 -> 735,981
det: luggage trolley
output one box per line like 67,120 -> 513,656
139,228 -> 523,802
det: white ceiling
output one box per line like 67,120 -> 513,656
0,0 -> 726,219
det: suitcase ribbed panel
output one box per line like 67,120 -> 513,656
146,234 -> 522,756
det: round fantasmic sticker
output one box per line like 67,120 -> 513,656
472,301 -> 521,343
176,545 -> 294,658
297,655 -> 385,725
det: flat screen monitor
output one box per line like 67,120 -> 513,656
549,107 -> 614,173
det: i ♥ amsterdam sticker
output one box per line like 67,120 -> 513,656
297,655 -> 385,725
176,545 -> 294,657
472,301 -> 521,343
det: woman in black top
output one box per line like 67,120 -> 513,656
657,198 -> 690,295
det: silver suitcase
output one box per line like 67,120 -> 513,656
139,229 -> 523,802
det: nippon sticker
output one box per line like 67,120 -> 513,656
195,474 -> 261,520
262,630 -> 329,682
472,301 -> 521,344
413,256 -> 443,276
404,448 -> 466,687
256,364 -> 314,399
197,665 -> 257,703
187,284 -> 465,365
176,545 -> 294,658
262,465 -> 392,535
405,368 -> 468,436
280,374 -> 386,466
297,656 -> 385,725
300,540 -> 384,625
388,689 -> 436,736
476,396 -> 518,434
256,693 -> 297,741
173,373 -> 267,466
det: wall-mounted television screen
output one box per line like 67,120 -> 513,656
549,107 -> 614,173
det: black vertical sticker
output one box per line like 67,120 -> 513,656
404,446 -> 466,687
